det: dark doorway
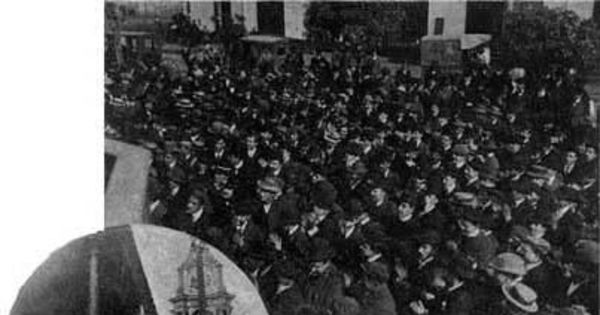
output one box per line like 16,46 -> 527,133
257,1 -> 285,36
465,0 -> 507,35
594,0 -> 600,25
380,1 -> 428,63
105,154 -> 117,189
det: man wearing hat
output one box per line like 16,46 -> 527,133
370,150 -> 402,194
457,209 -> 499,268
336,161 -> 372,205
497,282 -> 540,315
226,148 -> 256,201
553,239 -> 600,315
177,140 -> 199,172
417,266 -> 477,315
474,252 -> 528,315
159,166 -> 189,225
462,164 -> 482,194
347,261 -> 396,315
305,180 -> 342,241
166,188 -> 217,241
507,225 -> 562,306
412,229 -> 442,270
243,133 -> 265,172
272,211 -> 311,265
263,148 -> 287,179
448,144 -> 471,184
267,259 -> 306,315
252,176 -> 297,235
208,160 -> 233,196
303,237 -> 346,314
333,209 -> 370,275
506,182 -> 537,226
225,200 -> 266,265
367,183 -> 397,225
347,198 -> 388,245
208,136 -> 229,167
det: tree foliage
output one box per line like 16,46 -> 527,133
304,2 -> 406,52
499,6 -> 600,74
167,12 -> 207,47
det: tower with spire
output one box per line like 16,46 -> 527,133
170,240 -> 234,315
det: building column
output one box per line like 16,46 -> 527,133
427,0 -> 467,37
231,1 -> 257,33
284,1 -> 308,39
189,1 -> 216,32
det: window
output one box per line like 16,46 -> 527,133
434,18 -> 444,35
465,0 -> 506,35
105,154 -> 117,189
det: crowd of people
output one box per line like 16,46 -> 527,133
105,40 -> 598,315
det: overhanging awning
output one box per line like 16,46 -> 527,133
240,34 -> 289,44
421,33 -> 492,50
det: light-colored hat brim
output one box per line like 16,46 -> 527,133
502,284 -> 539,313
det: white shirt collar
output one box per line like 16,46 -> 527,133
367,253 -> 382,263
235,160 -> 244,169
264,203 -> 272,214
288,224 -> 300,236
275,283 -> 294,295
399,214 -> 413,222
464,228 -> 481,238
448,281 -> 464,292
466,177 -> 478,186
344,225 -> 356,239
418,256 -> 434,268
191,207 -> 204,222
515,198 -> 525,207
359,216 -> 371,225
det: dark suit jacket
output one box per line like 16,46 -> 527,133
349,282 -> 396,315
169,208 -> 214,240
282,227 -> 311,264
224,220 -> 266,261
252,198 -> 297,233
268,284 -> 306,315
368,200 -> 397,225
310,211 -> 342,242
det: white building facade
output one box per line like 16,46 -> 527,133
187,1 -> 309,39
427,0 -> 598,37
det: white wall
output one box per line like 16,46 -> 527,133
427,0 -> 468,37
185,1 -> 309,38
231,1 -> 258,33
189,2 -> 216,32
544,0 -> 594,20
284,1 -> 309,39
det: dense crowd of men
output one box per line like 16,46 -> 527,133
105,40 -> 598,315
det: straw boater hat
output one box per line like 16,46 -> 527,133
175,98 -> 194,109
573,239 -> 600,265
488,252 -> 527,276
257,177 -> 283,195
324,128 -> 342,144
502,282 -> 539,313
452,144 -> 470,156
509,225 -> 552,255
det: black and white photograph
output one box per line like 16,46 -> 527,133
6,1 -> 600,314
